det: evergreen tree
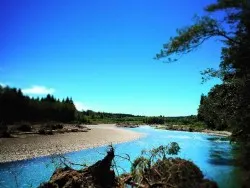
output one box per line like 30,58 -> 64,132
155,0 -> 250,184
0,86 -> 77,124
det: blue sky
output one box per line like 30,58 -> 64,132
0,0 -> 222,116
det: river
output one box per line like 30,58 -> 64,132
0,126 -> 240,188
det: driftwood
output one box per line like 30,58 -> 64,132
39,147 -> 218,188
39,147 -> 117,188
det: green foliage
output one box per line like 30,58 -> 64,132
0,85 -> 201,128
128,143 -> 217,188
165,115 -> 201,125
143,116 -> 165,124
131,142 -> 180,181
198,84 -> 239,130
76,110 -> 146,124
76,111 -> 204,128
131,156 -> 150,183
155,16 -> 222,62
75,113 -> 92,124
155,0 -> 250,184
155,0 -> 250,140
0,86 -> 76,124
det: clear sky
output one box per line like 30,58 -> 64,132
0,0 -> 222,116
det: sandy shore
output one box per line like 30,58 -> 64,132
0,124 -> 144,163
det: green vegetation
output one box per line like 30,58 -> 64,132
77,110 -> 204,128
0,87 -> 206,135
197,85 -> 238,131
153,116 -> 206,132
143,116 -> 165,124
128,143 -> 217,187
156,0 -> 250,185
0,86 -> 76,124
76,110 -> 145,124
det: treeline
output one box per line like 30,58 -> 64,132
143,116 -> 165,124
77,111 -> 167,125
80,110 -> 139,119
0,85 -> 203,127
143,115 -> 202,125
76,110 -> 145,124
76,110 -> 202,126
165,115 -> 201,125
0,86 -> 76,124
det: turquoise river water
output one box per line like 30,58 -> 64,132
0,126 -> 240,188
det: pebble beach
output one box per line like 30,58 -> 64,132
0,124 -> 143,163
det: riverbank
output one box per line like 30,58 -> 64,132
0,124 -> 144,163
114,124 -> 232,137
153,125 -> 231,136
201,129 -> 231,137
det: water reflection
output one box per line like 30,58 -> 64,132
206,136 -> 241,187
207,137 -> 235,166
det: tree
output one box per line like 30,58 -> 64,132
155,0 -> 250,133
155,0 -> 250,80
155,0 -> 250,184
0,85 -> 77,124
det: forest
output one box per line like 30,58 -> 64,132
0,85 -> 199,126
0,86 -> 76,124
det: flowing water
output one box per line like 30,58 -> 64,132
0,126 -> 240,188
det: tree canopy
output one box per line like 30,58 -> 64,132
155,0 -> 250,135
0,85 -> 76,124
155,1 -> 250,184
